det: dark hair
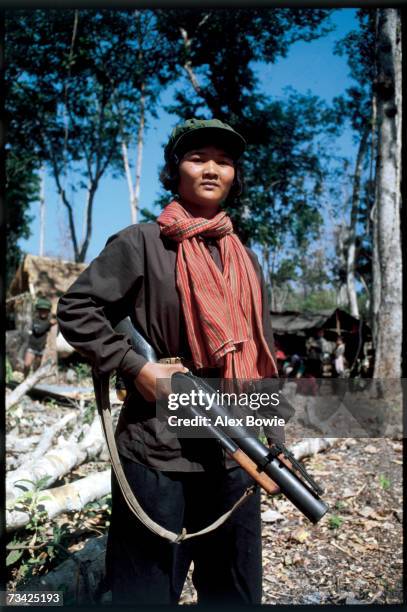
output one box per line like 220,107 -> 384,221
159,158 -> 244,206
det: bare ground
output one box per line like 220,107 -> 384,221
179,437 -> 403,605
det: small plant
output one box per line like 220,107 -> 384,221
379,474 -> 391,490
328,515 -> 344,529
45,398 -> 58,410
76,494 -> 112,532
83,401 -> 96,425
6,358 -> 14,384
6,478 -> 75,589
334,500 -> 346,511
74,362 -> 92,383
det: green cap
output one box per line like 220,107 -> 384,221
164,118 -> 246,163
35,297 -> 52,311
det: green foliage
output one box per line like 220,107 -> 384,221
334,500 -> 347,511
6,358 -> 14,384
330,9 -> 376,303
7,479 -> 53,579
157,8 -> 333,121
5,142 -> 38,289
6,483 -> 112,588
5,9 -> 177,262
286,289 -> 338,313
140,208 -> 158,223
328,515 -> 344,529
379,475 -> 391,490
82,401 -> 96,426
154,8 -> 340,273
6,548 -> 24,567
333,9 -> 376,131
73,362 -> 92,382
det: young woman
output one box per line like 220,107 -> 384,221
57,118 -> 281,606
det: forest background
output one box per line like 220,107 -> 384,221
5,7 -> 403,378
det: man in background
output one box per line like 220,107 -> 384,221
23,298 -> 57,377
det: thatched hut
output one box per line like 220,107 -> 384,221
270,308 -> 372,375
6,254 -> 87,369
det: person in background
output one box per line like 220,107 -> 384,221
316,328 -> 331,360
334,335 -> 347,377
23,298 -> 56,377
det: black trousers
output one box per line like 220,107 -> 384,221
105,456 -> 262,606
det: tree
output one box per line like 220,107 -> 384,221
4,109 -> 39,289
154,7 -> 346,316
5,10 -> 176,262
333,9 -> 377,318
4,36 -> 43,287
156,8 -> 333,122
118,10 -> 177,225
371,9 -> 402,379
5,149 -> 37,288
155,9 -> 335,240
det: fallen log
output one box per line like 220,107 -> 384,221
9,382 -> 121,407
6,439 -> 339,531
6,361 -> 53,411
290,437 -> 342,460
11,412 -> 77,469
7,433 -> 41,453
6,469 -> 110,532
6,416 -> 106,503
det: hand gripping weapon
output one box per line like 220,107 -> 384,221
92,317 -> 328,543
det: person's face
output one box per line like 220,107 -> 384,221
37,309 -> 50,319
177,145 -> 235,217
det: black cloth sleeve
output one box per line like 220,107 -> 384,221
57,226 -> 148,378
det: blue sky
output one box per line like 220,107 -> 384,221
19,8 -> 359,263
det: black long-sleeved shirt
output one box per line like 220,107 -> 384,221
57,222 -> 282,471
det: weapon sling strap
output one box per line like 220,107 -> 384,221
92,370 -> 255,543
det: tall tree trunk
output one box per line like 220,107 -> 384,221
372,9 -> 402,379
132,86 -> 145,225
77,183 -> 97,262
179,17 -> 224,117
346,123 -> 370,318
335,225 -> 348,308
39,166 -> 46,257
121,88 -> 146,225
121,10 -> 148,225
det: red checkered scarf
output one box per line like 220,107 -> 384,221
157,201 -> 277,379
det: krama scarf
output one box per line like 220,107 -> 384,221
157,201 -> 278,379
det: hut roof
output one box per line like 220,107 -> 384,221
7,254 -> 87,303
270,308 -> 370,335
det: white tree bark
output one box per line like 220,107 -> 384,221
6,469 -> 110,532
346,124 -> 370,319
9,412 -> 77,469
335,225 -> 349,308
290,437 -> 341,460
121,89 -> 145,226
6,416 -> 106,503
132,86 -> 145,224
7,434 -> 41,453
6,362 -> 53,411
39,166 -> 46,257
372,9 -> 402,379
